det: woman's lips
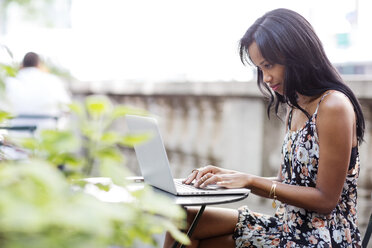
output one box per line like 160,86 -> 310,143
270,83 -> 280,91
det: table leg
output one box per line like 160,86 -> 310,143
172,205 -> 206,248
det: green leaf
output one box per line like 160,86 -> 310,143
81,124 -> 95,138
0,111 -> 14,122
0,63 -> 18,77
119,132 -> 153,147
85,95 -> 112,118
62,155 -> 84,168
111,105 -> 148,119
17,137 -> 38,150
39,130 -> 80,153
100,131 -> 120,145
48,153 -> 83,169
95,147 -> 123,162
162,219 -> 191,245
69,178 -> 88,189
68,102 -> 85,117
94,183 -> 110,192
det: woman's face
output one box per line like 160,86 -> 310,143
248,42 -> 286,95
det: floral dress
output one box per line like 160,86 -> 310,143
233,92 -> 361,247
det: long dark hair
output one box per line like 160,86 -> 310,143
239,8 -> 365,143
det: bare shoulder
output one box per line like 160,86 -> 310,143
319,91 -> 354,114
318,91 -> 354,118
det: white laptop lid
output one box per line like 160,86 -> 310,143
125,115 -> 178,194
125,115 -> 250,196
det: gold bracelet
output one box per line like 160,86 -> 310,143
269,183 -> 277,208
269,183 -> 275,198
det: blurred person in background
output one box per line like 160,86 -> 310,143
3,51 -> 71,131
164,8 -> 364,247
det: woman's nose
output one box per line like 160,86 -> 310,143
263,73 -> 272,83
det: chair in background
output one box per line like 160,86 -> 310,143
13,114 -> 60,129
0,114 -> 60,159
16,114 -> 59,122
0,125 -> 37,134
3,114 -> 60,135
0,125 -> 35,160
0,125 -> 37,137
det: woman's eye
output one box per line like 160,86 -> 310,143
264,64 -> 273,69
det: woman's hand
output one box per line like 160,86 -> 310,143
183,165 -> 250,188
182,165 -> 225,186
214,173 -> 252,189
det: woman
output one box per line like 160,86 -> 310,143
164,8 -> 364,248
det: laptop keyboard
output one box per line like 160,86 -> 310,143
174,180 -> 214,193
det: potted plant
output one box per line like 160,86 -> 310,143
0,92 -> 190,247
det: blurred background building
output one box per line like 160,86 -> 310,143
1,0 -> 372,81
1,0 -> 371,238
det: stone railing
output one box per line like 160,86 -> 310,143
70,76 -> 372,234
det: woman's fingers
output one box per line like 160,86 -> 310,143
182,165 -> 222,185
195,167 -> 209,181
195,165 -> 221,180
195,173 -> 219,188
182,169 -> 199,184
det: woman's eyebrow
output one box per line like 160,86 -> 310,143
252,60 -> 266,68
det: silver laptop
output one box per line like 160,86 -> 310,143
125,115 -> 250,196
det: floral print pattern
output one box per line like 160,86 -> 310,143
234,93 -> 361,247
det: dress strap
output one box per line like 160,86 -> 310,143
287,108 -> 294,130
313,91 -> 332,116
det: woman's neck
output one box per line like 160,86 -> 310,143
296,93 -> 317,109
